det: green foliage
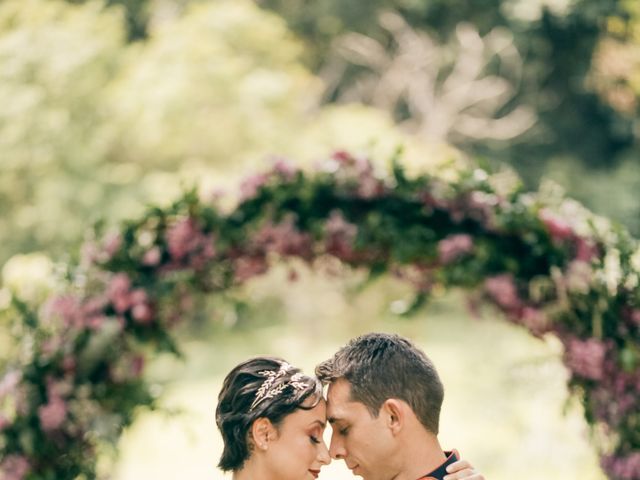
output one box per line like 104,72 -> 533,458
1,152 -> 639,478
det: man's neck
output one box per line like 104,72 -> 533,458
394,432 -> 447,480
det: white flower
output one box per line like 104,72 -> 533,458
600,248 -> 622,296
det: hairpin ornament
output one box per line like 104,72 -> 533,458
249,363 -> 310,411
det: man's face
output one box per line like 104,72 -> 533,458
326,379 -> 398,480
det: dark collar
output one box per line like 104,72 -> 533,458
417,451 -> 459,480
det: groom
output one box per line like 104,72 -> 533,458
315,332 -> 483,480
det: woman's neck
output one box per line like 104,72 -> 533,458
232,458 -> 267,480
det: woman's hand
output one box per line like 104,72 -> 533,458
443,457 -> 485,480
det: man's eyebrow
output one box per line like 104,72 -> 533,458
327,416 -> 342,424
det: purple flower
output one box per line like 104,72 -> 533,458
564,337 -> 607,381
0,455 -> 30,480
438,234 -> 474,264
484,274 -> 522,312
602,452 -> 640,480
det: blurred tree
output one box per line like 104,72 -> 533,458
258,0 -> 640,233
0,0 -> 126,265
65,0 -> 152,40
0,0 -> 318,266
1,0 -> 435,267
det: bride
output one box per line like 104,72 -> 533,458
216,357 -> 485,480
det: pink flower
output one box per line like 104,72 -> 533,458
519,307 -> 550,337
239,173 -> 268,201
131,303 -> 153,324
142,246 -> 162,266
0,371 -> 21,400
131,355 -> 145,378
233,255 -> 269,283
332,150 -> 355,166
165,218 -> 216,269
102,231 -> 122,259
108,273 -> 132,313
62,356 -> 77,374
0,413 -> 9,431
484,274 -> 522,312
324,210 -> 358,261
270,158 -> 298,181
357,173 -> 385,199
574,237 -> 598,262
253,218 -> 313,259
38,395 -> 67,432
438,234 -> 474,264
540,209 -> 574,243
630,309 -> 640,327
43,295 -> 83,328
564,337 -> 607,381
0,455 -> 30,480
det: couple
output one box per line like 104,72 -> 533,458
215,333 -> 485,480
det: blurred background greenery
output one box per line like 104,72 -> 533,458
2,0 -> 639,477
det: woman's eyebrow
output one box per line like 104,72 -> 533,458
309,419 -> 326,428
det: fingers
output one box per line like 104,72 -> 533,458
447,459 -> 472,471
443,469 -> 485,480
443,460 -> 486,480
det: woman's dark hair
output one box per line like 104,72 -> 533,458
215,356 -> 322,471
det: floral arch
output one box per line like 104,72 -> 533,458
0,151 -> 639,480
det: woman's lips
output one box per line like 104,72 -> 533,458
309,469 -> 321,479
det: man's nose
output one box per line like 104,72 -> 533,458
329,433 -> 346,460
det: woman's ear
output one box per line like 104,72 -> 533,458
251,417 -> 277,450
381,399 -> 404,435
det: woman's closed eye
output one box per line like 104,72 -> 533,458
309,435 -> 321,444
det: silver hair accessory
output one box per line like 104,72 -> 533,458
249,363 -> 310,411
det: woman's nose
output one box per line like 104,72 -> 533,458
318,439 -> 331,465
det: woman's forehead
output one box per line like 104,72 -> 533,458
287,399 -> 327,426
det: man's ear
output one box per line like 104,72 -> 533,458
251,417 -> 278,450
381,399 -> 404,435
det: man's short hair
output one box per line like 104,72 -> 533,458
315,332 -> 444,434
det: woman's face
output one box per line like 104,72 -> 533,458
263,398 -> 330,480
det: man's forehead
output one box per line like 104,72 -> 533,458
326,379 -> 356,419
